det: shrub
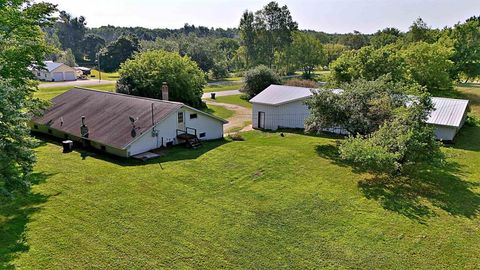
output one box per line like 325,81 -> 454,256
117,50 -> 206,108
241,65 -> 281,98
284,79 -> 317,88
228,133 -> 245,141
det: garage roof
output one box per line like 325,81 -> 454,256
249,85 -> 316,105
427,97 -> 470,128
44,61 -> 66,72
32,88 -> 226,149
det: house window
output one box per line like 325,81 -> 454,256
178,112 -> 184,123
101,145 -> 106,151
37,72 -> 40,76
48,129 -> 52,134
190,113 -> 198,119
199,132 -> 206,138
33,124 -> 38,129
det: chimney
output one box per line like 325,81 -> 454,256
161,82 -> 169,101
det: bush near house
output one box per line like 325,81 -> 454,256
117,50 -> 206,108
241,65 -> 281,98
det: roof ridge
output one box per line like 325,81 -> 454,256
72,87 -> 185,106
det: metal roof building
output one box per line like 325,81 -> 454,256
31,87 -> 227,157
250,85 -> 469,141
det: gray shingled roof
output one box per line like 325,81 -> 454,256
427,97 -> 469,128
33,88 -> 185,149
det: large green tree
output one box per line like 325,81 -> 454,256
290,32 -> 326,79
55,10 -> 87,61
449,17 -> 480,82
241,65 -> 281,98
98,34 -> 140,72
239,1 -> 298,68
0,0 -> 56,195
117,50 -> 206,108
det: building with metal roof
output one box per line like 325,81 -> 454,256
33,61 -> 77,82
31,87 -> 228,157
250,85 -> 469,141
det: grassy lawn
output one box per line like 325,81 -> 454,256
1,84 -> 478,268
88,69 -> 120,81
204,104 -> 235,119
204,82 -> 243,93
34,84 -> 116,100
208,94 -> 252,109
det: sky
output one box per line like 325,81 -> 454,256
46,0 -> 480,34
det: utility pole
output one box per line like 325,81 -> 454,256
97,53 -> 102,82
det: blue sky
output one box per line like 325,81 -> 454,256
47,0 -> 479,33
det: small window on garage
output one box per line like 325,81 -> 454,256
199,132 -> 206,138
33,124 -> 38,129
101,145 -> 106,151
190,113 -> 198,119
48,129 -> 52,134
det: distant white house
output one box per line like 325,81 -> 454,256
33,61 -> 77,82
250,85 -> 469,141
31,86 -> 227,157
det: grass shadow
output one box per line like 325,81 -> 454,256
0,172 -> 53,269
315,144 -> 480,223
32,132 -> 231,167
451,125 -> 480,152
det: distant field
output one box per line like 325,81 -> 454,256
207,94 -> 252,109
88,69 -> 120,81
34,84 -> 116,100
204,82 -> 243,93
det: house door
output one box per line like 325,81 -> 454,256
258,111 -> 265,129
177,111 -> 185,131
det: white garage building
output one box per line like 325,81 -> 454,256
31,87 -> 227,157
250,85 -> 469,141
34,61 -> 77,82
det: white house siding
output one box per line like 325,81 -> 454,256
127,107 -> 224,156
252,100 -> 310,130
252,103 -> 280,130
433,126 -> 458,141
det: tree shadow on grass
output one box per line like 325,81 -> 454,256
0,172 -> 53,269
315,144 -> 480,223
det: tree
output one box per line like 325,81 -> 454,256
339,94 -> 441,176
370,27 -> 402,48
450,18 -> 480,82
117,50 -> 206,108
241,65 -> 281,98
80,34 -> 105,63
57,48 -> 77,67
239,2 -> 298,68
406,18 -> 438,43
339,31 -> 369,49
324,43 -> 349,65
291,32 -> 326,79
329,42 -> 454,93
98,34 -> 140,72
401,42 -> 454,92
0,0 -> 56,195
55,10 -> 87,61
305,76 -> 421,136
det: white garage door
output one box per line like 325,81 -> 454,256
53,72 -> 64,82
64,71 -> 76,81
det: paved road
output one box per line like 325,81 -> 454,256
202,89 -> 241,99
39,79 -> 116,88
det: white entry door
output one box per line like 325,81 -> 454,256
258,111 -> 265,129
177,111 -> 185,131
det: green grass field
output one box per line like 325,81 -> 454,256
1,85 -> 479,269
204,104 -> 235,119
204,82 -> 243,93
34,84 -> 116,100
208,94 -> 252,108
88,69 -> 120,81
